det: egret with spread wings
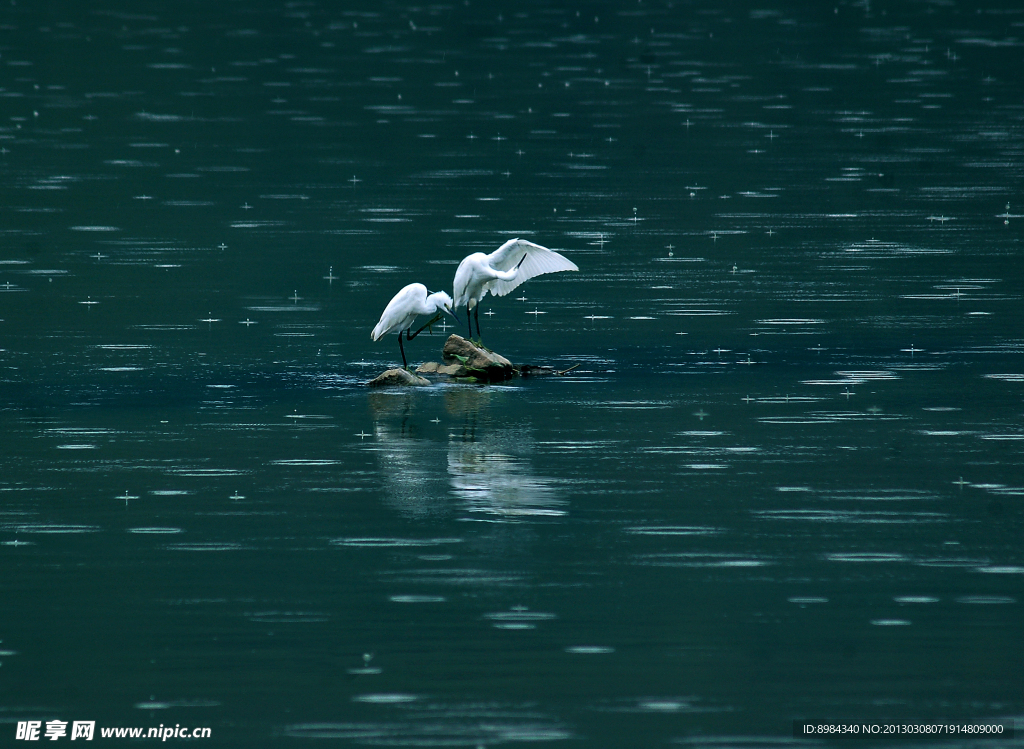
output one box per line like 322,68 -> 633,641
371,283 -> 456,368
452,238 -> 578,341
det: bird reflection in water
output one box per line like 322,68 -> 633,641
366,388 -> 563,519
445,390 -> 562,518
367,391 -> 449,518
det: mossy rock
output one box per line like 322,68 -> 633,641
442,335 -> 515,382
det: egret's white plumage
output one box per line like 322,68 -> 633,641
372,283 -> 454,367
453,238 -> 577,339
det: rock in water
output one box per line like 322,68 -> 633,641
367,368 -> 432,387
437,362 -> 467,376
416,361 -> 467,376
442,335 -> 515,382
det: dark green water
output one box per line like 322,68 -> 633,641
1,1 -> 1022,745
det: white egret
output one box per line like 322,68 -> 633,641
371,283 -> 456,368
453,238 -> 578,340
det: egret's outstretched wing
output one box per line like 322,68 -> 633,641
487,238 -> 578,298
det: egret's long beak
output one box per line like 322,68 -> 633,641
515,254 -> 527,270
444,305 -> 460,325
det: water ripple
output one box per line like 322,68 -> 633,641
331,537 -> 464,548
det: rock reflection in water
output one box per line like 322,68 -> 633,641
367,388 -> 563,519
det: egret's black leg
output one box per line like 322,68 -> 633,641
398,333 -> 408,368
408,313 -> 440,340
473,305 -> 481,341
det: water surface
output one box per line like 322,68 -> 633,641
1,1 -> 1022,745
